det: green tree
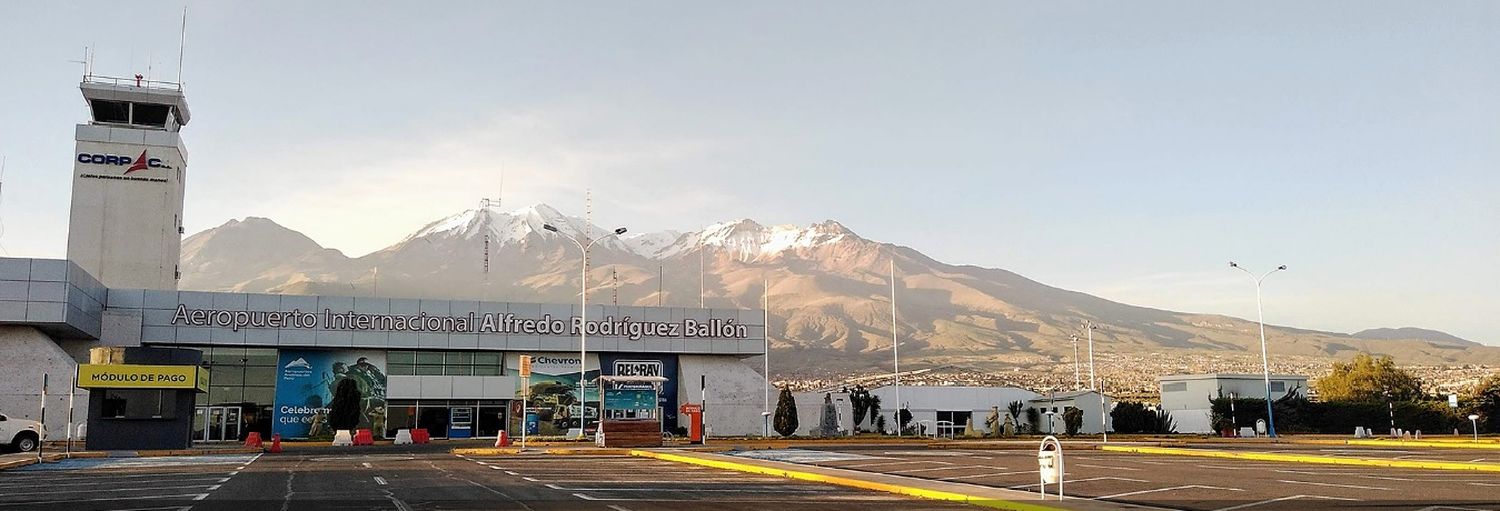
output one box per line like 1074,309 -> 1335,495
1025,407 -> 1041,433
1062,407 -> 1084,436
1470,374 -> 1500,433
773,387 -> 799,437
867,395 -> 883,429
1006,400 -> 1025,432
848,386 -> 871,430
1315,353 -> 1424,402
898,407 -> 914,435
328,378 -> 364,431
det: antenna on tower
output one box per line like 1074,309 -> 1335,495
70,47 -> 89,80
498,166 -> 504,211
176,5 -> 188,85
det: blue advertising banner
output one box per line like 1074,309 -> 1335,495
273,350 -> 387,439
601,353 -> 678,427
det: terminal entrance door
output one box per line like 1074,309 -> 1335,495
194,406 -> 241,442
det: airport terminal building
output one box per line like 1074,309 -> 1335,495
0,76 -> 768,444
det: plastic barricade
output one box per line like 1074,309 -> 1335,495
394,429 -> 413,445
332,430 -> 354,446
243,431 -> 263,449
354,429 -> 375,446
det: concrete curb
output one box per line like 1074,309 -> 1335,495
629,449 -> 1138,511
1099,444 -> 1500,472
1290,439 -> 1500,450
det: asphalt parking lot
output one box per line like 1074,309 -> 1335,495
1197,442 -> 1500,463
736,444 -> 1500,511
0,453 -> 260,510
0,449 -> 977,511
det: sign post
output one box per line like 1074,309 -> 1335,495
519,356 -> 531,451
38,374 -> 47,463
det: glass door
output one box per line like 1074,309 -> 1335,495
223,407 -> 242,442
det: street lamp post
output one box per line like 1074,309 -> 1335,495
1229,261 -> 1287,439
544,223 -> 627,441
1069,334 -> 1081,390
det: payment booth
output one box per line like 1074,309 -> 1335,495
78,347 -> 207,451
594,375 -> 666,448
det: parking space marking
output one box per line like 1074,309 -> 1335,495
373,476 -> 387,485
1276,479 -> 1391,491
935,470 -> 1033,481
1097,484 -> 1242,499
1212,494 -> 1359,511
837,460 -> 952,469
1063,476 -> 1150,484
889,464 -> 1000,474
0,493 -> 213,507
1075,463 -> 1140,471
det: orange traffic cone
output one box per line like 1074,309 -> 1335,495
496,430 -> 511,447
269,434 -> 282,453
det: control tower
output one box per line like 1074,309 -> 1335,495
66,75 -> 191,290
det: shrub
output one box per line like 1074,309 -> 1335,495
774,388 -> 799,437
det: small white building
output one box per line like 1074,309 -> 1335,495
868,385 -> 1047,437
1158,373 -> 1309,433
790,391 -> 856,436
1028,390 -> 1114,435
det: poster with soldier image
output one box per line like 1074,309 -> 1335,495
273,349 -> 388,439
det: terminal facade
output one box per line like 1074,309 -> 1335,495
0,76 -> 768,444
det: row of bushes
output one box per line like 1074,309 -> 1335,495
1210,394 -> 1476,434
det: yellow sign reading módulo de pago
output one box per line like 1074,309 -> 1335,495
77,364 -> 207,391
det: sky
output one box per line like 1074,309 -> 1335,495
1,1 -> 1496,344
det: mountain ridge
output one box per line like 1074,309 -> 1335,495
177,204 -> 1497,371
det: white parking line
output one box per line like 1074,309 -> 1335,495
889,465 -> 997,474
373,476 -> 387,485
1276,480 -> 1392,491
1098,485 -> 1242,499
936,470 -> 1033,481
1212,494 -> 1358,511
837,460 -> 952,469
1076,463 -> 1140,471
0,484 -> 222,497
0,493 -> 211,507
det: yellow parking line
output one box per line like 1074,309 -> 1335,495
1098,445 -> 1500,472
628,450 -> 1067,511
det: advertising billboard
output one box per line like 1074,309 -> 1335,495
601,354 -> 678,428
506,353 -> 599,436
273,350 -> 387,439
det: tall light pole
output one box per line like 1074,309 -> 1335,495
1083,321 -> 1103,441
891,260 -> 901,437
1069,334 -> 1081,390
763,278 -> 771,437
1230,261 -> 1287,438
545,223 -> 627,440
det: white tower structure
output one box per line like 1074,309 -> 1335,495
66,75 -> 191,290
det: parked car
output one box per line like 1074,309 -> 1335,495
0,413 -> 43,452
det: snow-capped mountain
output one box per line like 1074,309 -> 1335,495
178,204 -> 1499,372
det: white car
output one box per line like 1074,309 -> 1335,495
0,413 -> 43,453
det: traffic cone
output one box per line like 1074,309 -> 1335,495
496,430 -> 511,447
269,434 -> 282,454
243,432 -> 263,449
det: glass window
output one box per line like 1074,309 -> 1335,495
213,367 -> 245,386
209,385 -> 243,404
446,352 -> 473,365
208,347 -> 246,365
473,353 -> 501,366
132,103 -> 170,127
389,364 -> 415,376
101,390 -> 175,419
472,365 -> 500,376
1162,382 -> 1187,393
388,351 -> 415,364
416,365 -> 443,376
416,352 -> 444,365
90,100 -> 130,123
445,365 -> 472,376
244,387 -> 275,406
244,349 -> 279,366
1269,381 -> 1286,393
244,366 -> 276,386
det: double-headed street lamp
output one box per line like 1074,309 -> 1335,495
544,223 -> 627,440
1230,261 -> 1287,438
